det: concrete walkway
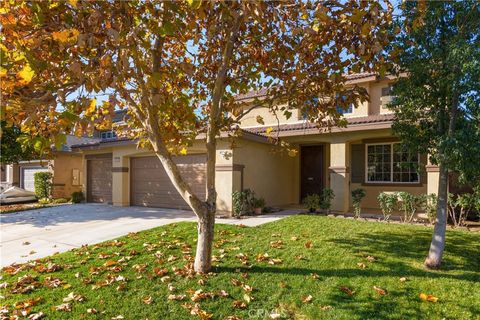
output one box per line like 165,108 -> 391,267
0,204 -> 296,266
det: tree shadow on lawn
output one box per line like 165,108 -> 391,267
214,265 -> 478,283
326,228 -> 480,272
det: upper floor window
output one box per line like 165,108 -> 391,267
100,130 -> 117,140
336,94 -> 354,115
366,142 -> 419,183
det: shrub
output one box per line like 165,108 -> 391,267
424,193 -> 438,224
71,191 -> 85,204
303,194 -> 321,213
34,171 -> 53,199
38,198 -> 50,205
377,192 -> 398,221
448,193 -> 474,227
397,192 -> 425,223
351,188 -> 366,218
232,189 -> 255,217
52,198 -> 69,204
252,197 -> 266,209
319,188 -> 335,214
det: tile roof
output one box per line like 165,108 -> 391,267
233,72 -> 378,101
243,114 -> 395,136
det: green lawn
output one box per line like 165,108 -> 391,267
1,216 -> 479,320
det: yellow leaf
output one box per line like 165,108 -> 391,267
0,67 -> 6,77
68,0 -> 78,7
87,99 -> 96,114
180,148 -> 187,155
17,64 -> 34,84
52,29 -> 79,43
419,293 -> 438,303
265,127 -> 273,135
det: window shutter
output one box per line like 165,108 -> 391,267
351,144 -> 365,183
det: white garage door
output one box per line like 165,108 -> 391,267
21,167 -> 49,192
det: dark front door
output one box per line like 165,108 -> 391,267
301,145 -> 324,201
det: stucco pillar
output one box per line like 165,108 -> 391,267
329,142 -> 350,213
426,160 -> 439,196
215,144 -> 235,216
112,153 -> 130,206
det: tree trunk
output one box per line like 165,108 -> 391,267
424,162 -> 448,268
194,210 -> 215,273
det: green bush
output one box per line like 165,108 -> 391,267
303,194 -> 321,213
319,188 -> 335,213
377,192 -> 398,221
252,197 -> 266,209
351,188 -> 366,218
34,171 -> 52,199
38,197 -> 51,205
71,191 -> 85,204
424,193 -> 438,224
448,193 -> 474,227
397,192 -> 425,223
232,189 -> 255,217
52,198 -> 69,204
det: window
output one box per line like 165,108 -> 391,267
100,130 -> 117,140
366,143 -> 419,183
336,104 -> 353,115
336,94 -> 353,114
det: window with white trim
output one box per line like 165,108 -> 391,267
366,143 -> 419,183
100,130 -> 117,140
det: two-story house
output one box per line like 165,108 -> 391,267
71,73 -> 439,215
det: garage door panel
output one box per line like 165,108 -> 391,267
131,155 -> 206,209
87,158 -> 112,203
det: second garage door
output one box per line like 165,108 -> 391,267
21,166 -> 49,192
131,155 -> 206,209
87,157 -> 112,203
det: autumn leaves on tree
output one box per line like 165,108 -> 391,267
1,1 -> 395,272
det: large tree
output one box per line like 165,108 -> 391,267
1,0 -> 393,273
389,0 -> 480,268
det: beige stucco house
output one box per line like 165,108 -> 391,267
71,73 -> 440,215
1,136 -> 94,198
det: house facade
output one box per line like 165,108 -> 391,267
1,136 -> 95,198
71,73 -> 440,215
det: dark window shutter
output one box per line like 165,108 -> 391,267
351,144 -> 365,183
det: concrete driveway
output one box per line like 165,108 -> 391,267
1,204 -> 294,266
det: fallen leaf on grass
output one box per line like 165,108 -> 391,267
419,293 -> 438,302
302,295 -> 313,303
366,255 -> 376,262
168,294 -> 186,301
87,308 -> 97,314
290,236 -> 299,241
357,262 -> 367,269
28,312 -> 44,319
111,316 -> 124,320
304,241 -> 313,249
339,286 -> 355,296
373,286 -> 387,295
63,292 -> 85,302
225,316 -> 242,320
142,296 -> 153,305
311,273 -> 320,280
54,303 -> 71,312
320,305 -> 333,311
103,260 -> 117,267
268,258 -> 283,265
399,277 -> 408,282
232,300 -> 247,309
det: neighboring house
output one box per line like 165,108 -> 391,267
71,73 -> 439,215
1,135 -> 98,198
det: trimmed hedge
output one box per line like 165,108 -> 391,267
34,171 -> 53,199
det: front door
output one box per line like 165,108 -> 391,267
301,145 -> 324,201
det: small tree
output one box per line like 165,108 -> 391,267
319,188 -> 335,214
351,188 -> 366,219
389,0 -> 480,268
34,172 -> 52,200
